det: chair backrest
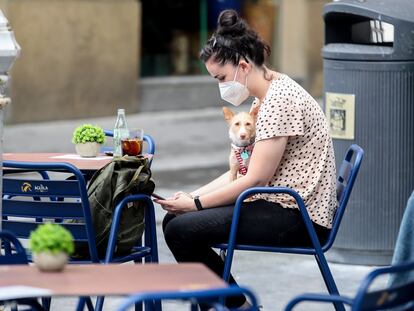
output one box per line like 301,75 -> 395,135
2,161 -> 100,262
353,261 -> 414,311
104,130 -> 155,156
325,144 -> 364,249
0,230 -> 28,265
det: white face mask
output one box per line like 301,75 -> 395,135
219,65 -> 249,106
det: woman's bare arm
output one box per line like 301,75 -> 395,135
190,170 -> 231,197
156,136 -> 288,214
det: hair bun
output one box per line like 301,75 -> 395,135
216,9 -> 246,37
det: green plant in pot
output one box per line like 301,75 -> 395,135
72,124 -> 106,157
29,223 -> 74,272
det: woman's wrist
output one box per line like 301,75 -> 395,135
184,192 -> 194,199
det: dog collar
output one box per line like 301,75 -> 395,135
231,143 -> 254,157
231,143 -> 254,175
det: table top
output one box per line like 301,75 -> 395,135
0,263 -> 227,298
3,153 -> 113,171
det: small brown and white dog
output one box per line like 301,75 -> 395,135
223,106 -> 259,181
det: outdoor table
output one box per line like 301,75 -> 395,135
0,263 -> 227,310
3,152 -> 152,180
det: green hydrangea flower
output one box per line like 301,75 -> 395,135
29,223 -> 74,255
72,124 -> 106,144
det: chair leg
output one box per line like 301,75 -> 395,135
41,297 -> 51,311
222,247 -> 236,282
76,297 -> 87,311
95,296 -> 105,311
85,297 -> 95,311
134,299 -> 161,311
144,301 -> 155,311
150,300 -> 162,311
144,206 -> 159,264
220,249 -> 226,261
314,254 -> 345,311
134,301 -> 143,311
141,300 -> 161,311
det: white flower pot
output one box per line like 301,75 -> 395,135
75,142 -> 101,157
33,251 -> 68,272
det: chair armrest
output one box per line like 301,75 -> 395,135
104,194 -> 156,263
104,130 -> 113,137
228,186 -> 315,249
233,187 -> 308,222
284,293 -> 354,311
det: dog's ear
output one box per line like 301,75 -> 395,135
249,102 -> 260,119
222,106 -> 234,122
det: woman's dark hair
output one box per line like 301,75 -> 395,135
200,10 -> 271,69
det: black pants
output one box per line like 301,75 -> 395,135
162,199 -> 330,308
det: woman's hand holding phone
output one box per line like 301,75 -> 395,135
151,193 -> 166,200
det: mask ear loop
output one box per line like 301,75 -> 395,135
243,56 -> 254,90
233,61 -> 249,89
233,65 -> 240,82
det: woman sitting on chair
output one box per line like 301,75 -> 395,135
154,9 -> 337,309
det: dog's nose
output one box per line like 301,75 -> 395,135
240,134 -> 246,140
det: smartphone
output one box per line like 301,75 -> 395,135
151,193 -> 166,200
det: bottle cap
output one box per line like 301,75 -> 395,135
117,108 -> 125,114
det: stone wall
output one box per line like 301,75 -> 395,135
0,0 -> 140,124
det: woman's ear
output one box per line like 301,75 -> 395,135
239,59 -> 251,74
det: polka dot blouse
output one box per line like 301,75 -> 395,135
252,74 -> 338,228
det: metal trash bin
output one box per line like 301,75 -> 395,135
322,0 -> 414,265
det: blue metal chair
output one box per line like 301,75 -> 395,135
216,144 -> 364,311
103,130 -> 155,158
0,230 -> 46,311
116,286 -> 260,311
284,260 -> 414,311
2,161 -> 159,311
0,230 -> 28,265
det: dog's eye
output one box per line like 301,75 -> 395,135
245,122 -> 251,126
234,122 -> 240,126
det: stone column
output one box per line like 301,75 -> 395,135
274,0 -> 329,97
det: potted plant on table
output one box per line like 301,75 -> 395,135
72,124 -> 106,157
29,223 -> 74,272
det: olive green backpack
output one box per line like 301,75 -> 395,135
74,156 -> 155,258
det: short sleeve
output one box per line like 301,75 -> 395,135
256,94 -> 304,141
249,75 -> 338,228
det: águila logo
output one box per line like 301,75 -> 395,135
34,184 -> 49,192
20,182 -> 48,193
21,182 -> 32,192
